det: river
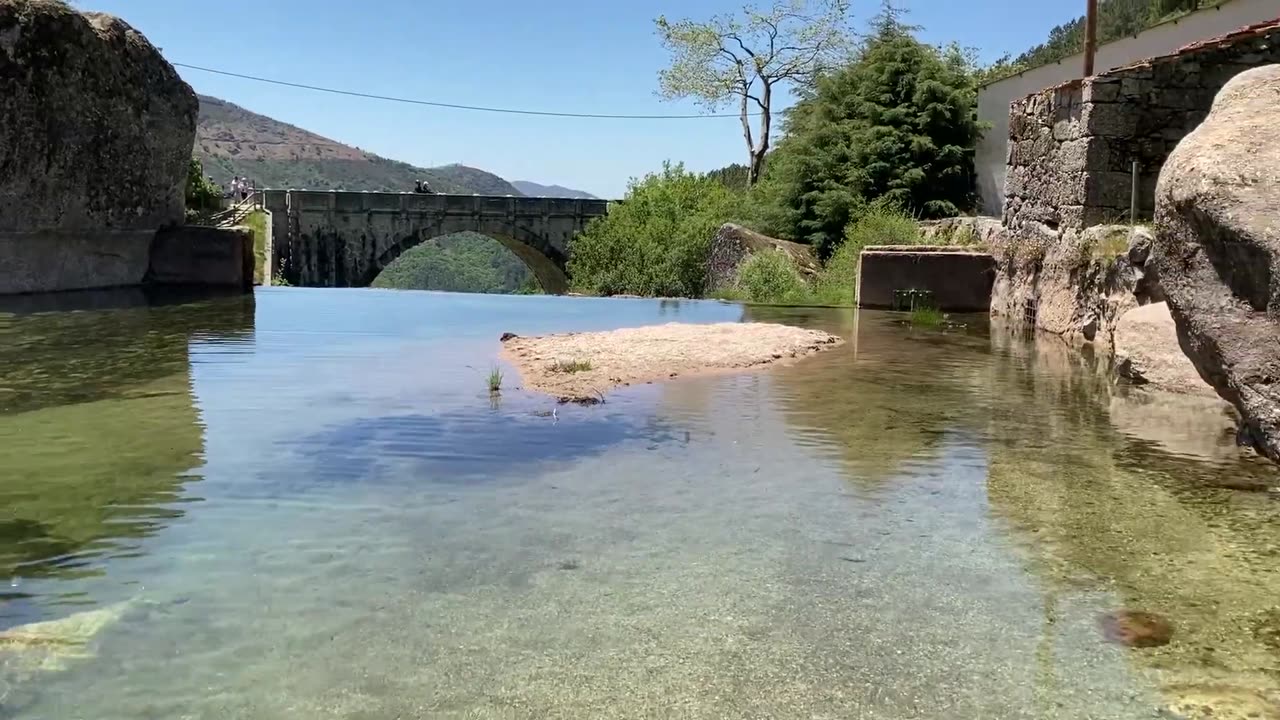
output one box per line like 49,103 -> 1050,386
1,287 -> 1278,719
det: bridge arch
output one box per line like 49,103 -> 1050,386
265,190 -> 608,295
361,224 -> 569,294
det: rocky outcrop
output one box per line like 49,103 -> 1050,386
918,216 -> 1005,248
1151,65 -> 1280,462
706,223 -> 820,291
990,222 -> 1148,349
0,0 -> 199,293
1114,302 -> 1216,396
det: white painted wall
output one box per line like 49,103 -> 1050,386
975,0 -> 1280,217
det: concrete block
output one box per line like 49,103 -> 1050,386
857,248 -> 997,312
148,225 -> 253,291
0,230 -> 151,294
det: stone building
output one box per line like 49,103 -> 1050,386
1002,18 -> 1280,232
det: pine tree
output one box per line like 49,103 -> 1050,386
757,16 -> 982,257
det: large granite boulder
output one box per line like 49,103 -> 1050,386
1152,65 -> 1280,461
706,223 -> 820,291
0,0 -> 198,293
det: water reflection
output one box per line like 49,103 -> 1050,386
982,326 -> 1280,717
747,306 -> 991,491
288,408 -> 678,487
3,292 -> 1280,719
0,290 -> 254,606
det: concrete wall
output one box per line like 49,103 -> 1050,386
857,247 -> 997,312
277,191 -> 608,294
976,0 -> 1280,216
0,230 -> 153,294
1003,18 -> 1280,232
148,226 -> 254,291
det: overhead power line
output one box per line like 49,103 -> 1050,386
173,62 -> 756,120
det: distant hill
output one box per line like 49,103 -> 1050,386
510,180 -> 598,199
194,95 -> 522,195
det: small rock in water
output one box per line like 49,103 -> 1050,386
1099,610 -> 1174,648
557,560 -> 580,571
499,332 -> 519,342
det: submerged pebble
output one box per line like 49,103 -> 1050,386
1099,610 -> 1175,648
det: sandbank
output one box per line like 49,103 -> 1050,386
499,321 -> 842,402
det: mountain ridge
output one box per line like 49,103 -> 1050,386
194,94 -> 522,196
510,180 -> 598,199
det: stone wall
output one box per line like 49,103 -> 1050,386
1003,18 -> 1280,232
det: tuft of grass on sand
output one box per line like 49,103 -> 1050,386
548,359 -> 593,374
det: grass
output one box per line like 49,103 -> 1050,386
1091,226 -> 1131,260
716,203 -> 928,307
486,367 -> 504,394
548,359 -> 592,374
908,305 -> 946,327
242,210 -> 268,285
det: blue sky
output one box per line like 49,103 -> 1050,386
84,0 -> 1084,198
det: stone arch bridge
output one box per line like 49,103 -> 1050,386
262,190 -> 610,293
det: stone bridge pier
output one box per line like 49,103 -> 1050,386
262,191 -> 609,294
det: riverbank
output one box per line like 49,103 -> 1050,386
499,321 -> 842,402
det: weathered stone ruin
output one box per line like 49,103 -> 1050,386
988,18 -> 1280,410
1152,64 -> 1280,461
1004,19 -> 1280,233
0,0 -> 199,293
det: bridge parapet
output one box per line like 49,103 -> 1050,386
269,190 -> 608,219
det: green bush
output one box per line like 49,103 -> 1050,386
185,157 -> 222,216
568,162 -> 743,298
808,204 -> 923,303
752,17 -> 983,257
735,251 -> 813,304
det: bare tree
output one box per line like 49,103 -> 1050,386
655,0 -> 853,186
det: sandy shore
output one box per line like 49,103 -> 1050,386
499,322 -> 842,402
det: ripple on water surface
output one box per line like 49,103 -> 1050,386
2,289 -> 1280,719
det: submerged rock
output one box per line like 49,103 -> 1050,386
1114,302 -> 1216,396
0,0 -> 198,293
0,602 -> 128,675
1098,609 -> 1174,648
1151,65 -> 1280,463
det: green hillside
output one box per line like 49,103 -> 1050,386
194,95 -> 522,195
371,232 -> 536,294
193,94 -> 540,292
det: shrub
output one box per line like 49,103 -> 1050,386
185,157 -> 221,216
735,251 -> 813,304
568,162 -> 744,298
809,203 -> 923,304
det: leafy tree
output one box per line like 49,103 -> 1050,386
185,157 -> 222,215
655,0 -> 852,186
757,9 -> 982,256
568,162 -> 743,297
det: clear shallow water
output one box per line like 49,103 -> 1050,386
1,287 -> 1280,719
